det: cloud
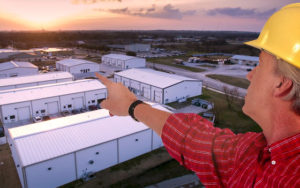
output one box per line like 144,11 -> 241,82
99,4 -> 196,20
207,7 -> 277,19
71,0 -> 121,4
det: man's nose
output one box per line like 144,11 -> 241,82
246,68 -> 256,81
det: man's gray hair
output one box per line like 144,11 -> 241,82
276,59 -> 300,115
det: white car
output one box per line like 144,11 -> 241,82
33,116 -> 42,123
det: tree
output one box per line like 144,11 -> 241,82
223,86 -> 242,109
126,51 -> 137,56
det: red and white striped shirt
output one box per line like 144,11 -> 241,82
161,113 -> 300,188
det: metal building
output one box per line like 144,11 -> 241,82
230,55 -> 259,66
0,61 -> 38,78
0,79 -> 106,125
124,44 -> 151,52
56,59 -> 100,79
101,54 -> 146,70
114,68 -> 202,104
0,72 -> 73,91
7,104 -> 165,188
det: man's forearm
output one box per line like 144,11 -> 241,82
134,103 -> 172,136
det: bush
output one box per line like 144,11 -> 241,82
126,51 -> 137,56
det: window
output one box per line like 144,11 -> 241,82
10,115 -> 15,119
41,109 -> 46,113
91,100 -> 95,103
68,104 -> 72,108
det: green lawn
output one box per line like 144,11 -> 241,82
110,159 -> 194,188
147,57 -> 205,72
167,87 -> 260,133
200,88 -> 261,133
206,74 -> 250,89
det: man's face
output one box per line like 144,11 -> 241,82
243,51 -> 279,122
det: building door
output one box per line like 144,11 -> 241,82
17,106 -> 31,121
47,101 -> 59,115
142,87 -> 150,99
73,97 -> 84,109
154,90 -> 162,103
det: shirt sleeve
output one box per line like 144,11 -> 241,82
161,113 -> 251,187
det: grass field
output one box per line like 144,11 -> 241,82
206,74 -> 250,89
200,88 -> 261,133
147,57 -> 205,72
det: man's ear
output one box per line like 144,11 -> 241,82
274,77 -> 293,97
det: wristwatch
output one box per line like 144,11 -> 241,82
128,100 -> 144,121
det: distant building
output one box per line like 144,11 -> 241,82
56,58 -> 100,79
114,68 -> 202,104
0,49 -> 25,60
124,44 -> 151,52
8,104 -> 166,188
35,48 -> 73,57
101,54 -> 146,70
0,72 -> 73,91
0,61 -> 38,78
9,52 -> 41,62
142,38 -> 167,43
0,79 -> 106,125
77,41 -> 85,45
230,55 -> 259,66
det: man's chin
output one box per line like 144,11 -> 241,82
242,105 -> 248,116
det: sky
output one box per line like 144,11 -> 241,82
0,0 -> 297,32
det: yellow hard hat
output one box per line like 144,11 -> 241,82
245,3 -> 300,68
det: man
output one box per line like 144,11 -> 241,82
96,3 -> 300,187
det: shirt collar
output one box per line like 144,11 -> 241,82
268,132 -> 300,161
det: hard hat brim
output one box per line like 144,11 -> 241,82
244,40 -> 262,50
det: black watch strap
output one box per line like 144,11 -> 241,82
128,100 -> 144,122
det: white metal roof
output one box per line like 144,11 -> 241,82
8,103 -> 167,167
0,72 -> 73,87
0,61 -> 37,71
231,55 -> 259,62
102,53 -> 143,61
0,79 -> 106,105
115,68 -> 198,88
56,58 -> 98,67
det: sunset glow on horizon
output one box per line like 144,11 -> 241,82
0,0 -> 296,32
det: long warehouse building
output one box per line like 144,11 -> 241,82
0,79 -> 106,125
56,59 -> 100,79
101,54 -> 146,70
0,72 -> 73,91
8,105 -> 165,188
0,61 -> 38,78
114,68 -> 202,104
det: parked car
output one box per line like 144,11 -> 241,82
201,112 -> 215,122
88,105 -> 98,111
192,98 -> 212,109
43,116 -> 51,121
33,116 -> 43,123
80,108 -> 87,113
61,110 -> 70,116
71,109 -> 80,114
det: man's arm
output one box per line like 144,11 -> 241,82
96,73 -> 171,136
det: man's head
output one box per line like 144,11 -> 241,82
243,3 -> 300,124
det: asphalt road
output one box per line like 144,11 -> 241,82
147,63 -> 248,97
